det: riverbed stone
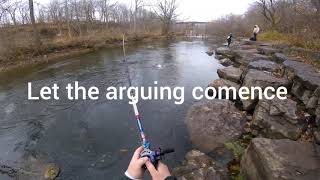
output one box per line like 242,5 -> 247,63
186,100 -> 246,152
234,49 -> 260,58
219,58 -> 233,66
217,67 -> 243,83
257,47 -> 282,56
173,150 -> 227,180
215,54 -> 224,60
248,60 -> 282,73
284,60 -> 320,90
215,47 -> 235,58
240,45 -> 256,50
241,138 -> 320,180
44,163 -> 60,180
241,69 -> 290,111
252,97 -> 301,140
316,107 -> 320,127
208,79 -> 240,100
206,51 -> 214,56
284,60 -> 320,113
240,39 -> 258,46
273,53 -> 288,63
233,50 -> 269,65
314,131 -> 320,145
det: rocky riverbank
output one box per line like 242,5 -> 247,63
173,39 -> 320,180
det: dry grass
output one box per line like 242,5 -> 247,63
0,24 -> 162,67
259,31 -> 320,69
259,31 -> 320,51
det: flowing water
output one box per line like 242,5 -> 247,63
0,39 -> 222,179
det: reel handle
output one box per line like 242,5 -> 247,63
140,148 -> 175,169
160,148 -> 175,156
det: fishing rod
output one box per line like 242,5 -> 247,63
122,34 -> 174,167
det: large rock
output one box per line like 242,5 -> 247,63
234,49 -> 260,59
215,47 -> 235,58
248,60 -> 282,73
217,67 -> 243,83
284,60 -> 320,116
273,53 -> 288,63
316,106 -> 320,127
257,47 -> 282,56
284,60 -> 320,90
215,54 -> 224,60
241,138 -> 320,180
186,100 -> 246,152
173,150 -> 227,180
208,79 -> 240,100
240,39 -> 258,46
219,58 -> 234,67
252,97 -> 302,140
233,50 -> 270,65
241,69 -> 290,111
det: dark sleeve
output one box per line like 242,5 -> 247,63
165,176 -> 177,180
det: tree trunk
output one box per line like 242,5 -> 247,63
29,0 -> 42,47
65,0 -> 72,38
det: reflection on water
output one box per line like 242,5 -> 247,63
0,39 -> 222,179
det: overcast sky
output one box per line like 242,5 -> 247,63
177,0 -> 256,21
39,0 -> 257,22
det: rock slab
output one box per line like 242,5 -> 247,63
217,67 -> 243,83
252,97 -> 301,140
208,79 -> 240,100
186,100 -> 246,152
241,138 -> 320,180
248,60 -> 282,73
173,150 -> 227,180
241,69 -> 290,111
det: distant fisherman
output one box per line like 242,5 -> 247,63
227,33 -> 233,47
250,25 -> 260,41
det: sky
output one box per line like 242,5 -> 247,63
177,0 -> 256,21
38,0 -> 257,22
116,0 -> 257,21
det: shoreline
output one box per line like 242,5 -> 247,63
0,34 -> 174,74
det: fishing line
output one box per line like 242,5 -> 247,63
122,34 -> 150,148
121,34 -> 174,167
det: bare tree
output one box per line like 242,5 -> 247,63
17,1 -> 29,24
29,0 -> 42,47
257,0 -> 279,29
64,0 -> 72,38
155,0 -> 178,35
133,0 -> 143,33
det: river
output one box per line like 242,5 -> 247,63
0,39 -> 222,179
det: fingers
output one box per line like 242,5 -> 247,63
132,146 -> 143,160
145,160 -> 157,175
157,161 -> 168,170
137,157 -> 149,166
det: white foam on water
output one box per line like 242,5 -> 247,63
156,64 -> 163,69
5,103 -> 15,114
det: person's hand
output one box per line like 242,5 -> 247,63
146,160 -> 171,180
126,146 -> 149,179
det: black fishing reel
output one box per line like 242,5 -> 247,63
140,148 -> 175,168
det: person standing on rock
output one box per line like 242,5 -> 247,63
250,25 -> 260,41
227,33 -> 233,47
